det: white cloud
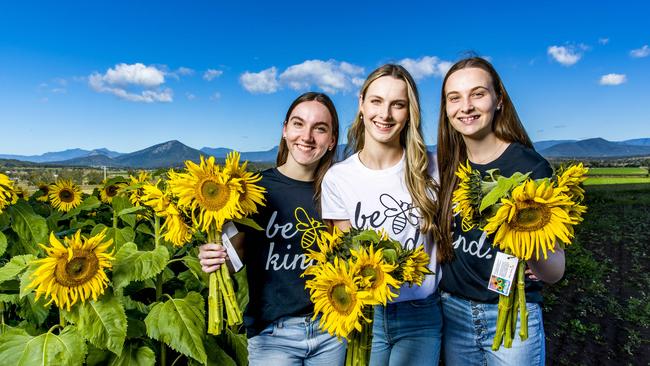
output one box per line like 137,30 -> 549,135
599,73 -> 627,86
88,63 -> 172,103
240,67 -> 279,94
177,67 -> 194,76
278,59 -> 364,94
398,56 -> 452,80
547,45 -> 582,66
598,37 -> 609,45
203,69 -> 223,81
630,45 -> 650,58
186,92 -> 196,100
210,92 -> 221,101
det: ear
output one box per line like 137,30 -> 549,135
358,94 -> 364,115
281,122 -> 288,139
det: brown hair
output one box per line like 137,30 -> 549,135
346,64 -> 439,245
435,57 -> 533,261
276,92 -> 339,205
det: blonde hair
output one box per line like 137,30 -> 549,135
346,64 -> 439,241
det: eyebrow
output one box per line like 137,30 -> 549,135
446,86 -> 489,96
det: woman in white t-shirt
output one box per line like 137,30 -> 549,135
321,64 -> 450,366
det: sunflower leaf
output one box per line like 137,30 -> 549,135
0,325 -> 87,366
479,173 -> 531,213
106,342 -> 155,366
144,292 -> 207,364
60,196 -> 101,220
0,231 -> 7,257
112,242 -> 169,290
117,206 -> 146,217
16,293 -> 50,325
232,217 -> 263,231
8,201 -> 48,255
63,292 -> 127,356
0,254 -> 36,285
0,293 -> 19,304
193,335 -> 236,366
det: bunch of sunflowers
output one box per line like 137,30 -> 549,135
453,162 -> 588,350
303,226 -> 432,366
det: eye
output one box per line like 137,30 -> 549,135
448,96 -> 460,103
393,102 -> 406,109
315,126 -> 329,133
472,92 -> 484,98
370,99 -> 381,105
292,120 -> 303,128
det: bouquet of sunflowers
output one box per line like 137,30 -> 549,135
453,161 -> 588,350
302,225 -> 433,366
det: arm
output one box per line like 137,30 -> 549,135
526,246 -> 565,284
198,232 -> 245,273
326,219 -> 352,232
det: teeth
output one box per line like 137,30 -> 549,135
295,144 -> 314,151
374,121 -> 394,129
459,116 -> 479,122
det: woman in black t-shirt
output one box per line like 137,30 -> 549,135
435,57 -> 565,366
198,92 -> 345,365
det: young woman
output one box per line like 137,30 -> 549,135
320,64 -> 444,366
436,56 -> 565,365
198,92 -> 345,366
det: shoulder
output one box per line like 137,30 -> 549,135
324,154 -> 358,181
505,143 -> 552,179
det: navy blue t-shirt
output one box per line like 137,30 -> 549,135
439,142 -> 553,303
243,168 -> 322,337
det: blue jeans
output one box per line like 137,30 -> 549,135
247,315 -> 346,366
440,291 -> 545,366
370,292 -> 443,366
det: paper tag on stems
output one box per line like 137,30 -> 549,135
222,222 -> 243,272
487,252 -> 518,296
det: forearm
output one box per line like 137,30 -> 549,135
526,246 -> 565,284
326,219 -> 352,232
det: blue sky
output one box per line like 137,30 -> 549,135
1,0 -> 648,155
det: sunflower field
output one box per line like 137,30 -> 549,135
0,154 -> 260,365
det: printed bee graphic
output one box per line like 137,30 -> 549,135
294,207 -> 326,249
380,194 -> 419,235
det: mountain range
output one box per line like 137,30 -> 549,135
1,137 -> 649,168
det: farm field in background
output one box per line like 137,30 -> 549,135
584,166 -> 650,185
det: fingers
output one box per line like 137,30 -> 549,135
198,243 -> 228,272
201,264 -> 222,273
199,243 -> 227,252
525,268 -> 540,281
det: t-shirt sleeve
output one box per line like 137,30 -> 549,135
529,158 -> 553,180
320,170 -> 349,220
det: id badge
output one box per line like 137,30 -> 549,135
221,222 -> 243,272
487,251 -> 518,296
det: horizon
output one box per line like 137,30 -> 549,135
1,1 -> 648,155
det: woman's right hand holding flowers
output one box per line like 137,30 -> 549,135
198,243 -> 228,273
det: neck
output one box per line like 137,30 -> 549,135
464,134 -> 509,165
277,160 -> 316,182
358,139 -> 404,170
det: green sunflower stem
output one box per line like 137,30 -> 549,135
207,228 -> 223,335
518,261 -> 528,341
492,258 -> 516,351
345,307 -> 373,366
59,308 -> 66,328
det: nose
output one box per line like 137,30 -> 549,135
460,98 -> 474,113
378,103 -> 392,121
300,127 -> 315,142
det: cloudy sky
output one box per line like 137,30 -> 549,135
1,0 -> 648,155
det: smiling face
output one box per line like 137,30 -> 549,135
359,76 -> 409,147
444,67 -> 501,141
282,100 -> 335,170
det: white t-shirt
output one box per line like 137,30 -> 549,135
321,151 -> 440,302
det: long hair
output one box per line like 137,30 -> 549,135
435,57 -> 533,261
276,92 -> 339,205
346,64 -> 438,243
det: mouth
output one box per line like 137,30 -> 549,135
373,120 -> 395,131
458,115 -> 480,124
294,143 -> 316,152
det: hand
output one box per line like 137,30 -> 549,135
198,243 -> 228,273
525,268 -> 540,281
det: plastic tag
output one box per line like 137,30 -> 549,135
221,222 -> 243,272
487,251 -> 518,296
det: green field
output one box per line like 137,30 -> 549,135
584,167 -> 650,185
587,167 -> 649,176
585,176 -> 650,185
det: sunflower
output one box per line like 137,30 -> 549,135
306,257 -> 371,339
27,230 -> 114,311
141,181 -> 172,215
49,179 -> 83,212
34,183 -> 50,202
127,171 -> 151,206
224,151 -> 266,216
400,245 -> 432,286
100,180 -> 127,204
555,163 -> 589,202
306,226 -> 344,265
15,186 -> 29,200
483,179 -> 575,260
350,245 -> 399,305
0,173 -> 18,213
162,204 -> 194,246
168,156 -> 241,232
452,160 -> 484,231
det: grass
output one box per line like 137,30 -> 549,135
587,167 -> 648,176
585,177 -> 650,185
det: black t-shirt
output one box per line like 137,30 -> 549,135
243,168 -> 321,337
439,143 -> 553,303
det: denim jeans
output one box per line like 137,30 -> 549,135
440,291 -> 545,366
370,292 -> 443,366
247,315 -> 346,366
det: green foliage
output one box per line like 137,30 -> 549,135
0,231 -> 7,257
106,342 -> 156,366
479,172 -> 530,212
60,196 -> 101,220
233,217 -> 263,231
63,293 -> 128,356
112,242 -> 170,290
8,201 -> 48,255
144,292 -> 207,364
16,293 -> 50,326
0,326 -> 87,366
0,254 -> 35,285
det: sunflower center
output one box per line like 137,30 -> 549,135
198,178 -> 230,211
360,265 -> 382,289
106,185 -> 119,197
329,283 -> 354,314
511,201 -> 551,231
59,188 -> 75,203
55,251 -> 100,287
